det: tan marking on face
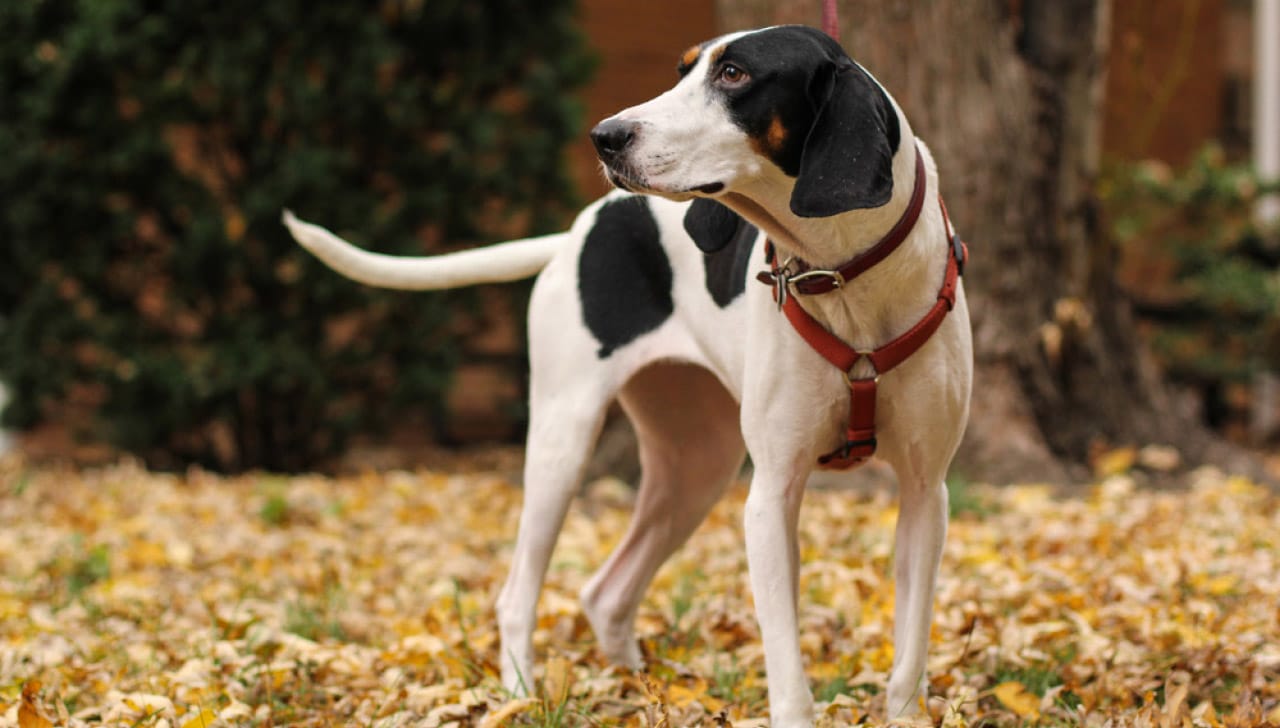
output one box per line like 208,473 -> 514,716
749,114 -> 789,160
766,116 -> 787,154
680,45 -> 701,69
708,45 -> 726,66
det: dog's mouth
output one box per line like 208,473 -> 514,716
688,182 -> 724,195
604,166 -> 725,199
602,165 -> 644,193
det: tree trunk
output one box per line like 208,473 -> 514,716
714,0 -> 1213,482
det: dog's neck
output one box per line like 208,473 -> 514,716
721,137 -> 923,272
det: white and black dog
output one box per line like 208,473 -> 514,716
284,25 -> 971,726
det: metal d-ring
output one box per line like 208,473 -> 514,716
846,357 -> 879,383
773,256 -> 795,310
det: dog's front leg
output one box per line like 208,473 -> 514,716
886,471 -> 949,720
742,459 -> 814,727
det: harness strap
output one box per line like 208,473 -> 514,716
761,189 -> 968,470
756,146 -> 928,297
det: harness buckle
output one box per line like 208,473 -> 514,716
837,436 -> 877,459
787,268 -> 847,290
768,261 -> 848,309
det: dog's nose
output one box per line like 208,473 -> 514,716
590,119 -> 638,160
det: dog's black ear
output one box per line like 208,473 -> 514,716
789,63 -> 898,218
683,198 -> 745,253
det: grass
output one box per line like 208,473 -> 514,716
66,541 -> 111,597
257,477 -> 292,526
948,474 -> 996,519
990,663 -> 1062,697
707,654 -> 767,709
283,573 -> 348,642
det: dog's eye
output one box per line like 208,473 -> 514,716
717,64 -> 749,86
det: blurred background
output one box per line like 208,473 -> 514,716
1,0 -> 1276,482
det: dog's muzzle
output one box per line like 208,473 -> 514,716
590,118 -> 638,160
590,118 -> 639,164
591,118 -> 646,192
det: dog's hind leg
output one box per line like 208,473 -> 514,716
495,387 -> 609,696
580,362 -> 744,669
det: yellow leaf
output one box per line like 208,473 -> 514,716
669,677 -> 725,712
667,684 -> 700,708
1093,447 -> 1137,478
993,681 -> 1040,719
1191,701 -> 1222,728
1190,573 -> 1238,597
866,642 -> 895,672
543,655 -> 573,705
480,697 -> 539,728
180,708 -> 217,728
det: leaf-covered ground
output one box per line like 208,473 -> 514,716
1,453 -> 1278,727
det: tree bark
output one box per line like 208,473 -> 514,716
713,0 -> 1217,482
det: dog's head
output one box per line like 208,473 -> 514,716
591,26 -> 902,228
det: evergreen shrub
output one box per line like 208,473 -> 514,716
1105,145 -> 1280,430
0,1 -> 594,469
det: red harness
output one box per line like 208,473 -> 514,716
755,144 -> 968,469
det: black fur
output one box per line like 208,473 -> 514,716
683,197 -> 744,254
701,216 -> 758,308
712,26 -> 900,217
685,199 -> 758,305
578,196 -> 674,358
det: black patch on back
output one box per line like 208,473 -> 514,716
579,196 -> 673,358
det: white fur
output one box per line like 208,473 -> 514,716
284,29 -> 971,727
282,209 -> 564,290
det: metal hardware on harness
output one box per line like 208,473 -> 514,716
770,259 -> 848,310
951,231 -> 966,277
772,257 -> 794,310
789,268 -> 847,288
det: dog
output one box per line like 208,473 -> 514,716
283,25 -> 971,726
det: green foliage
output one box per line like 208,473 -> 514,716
67,541 -> 111,597
1103,146 -> 1280,422
0,1 -> 594,470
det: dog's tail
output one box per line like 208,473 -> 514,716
281,210 -> 564,290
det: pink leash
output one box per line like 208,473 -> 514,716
822,0 -> 839,39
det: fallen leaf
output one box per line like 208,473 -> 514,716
1160,671 -> 1190,728
667,680 -> 717,710
18,681 -> 54,728
1094,447 -> 1137,478
543,655 -> 574,705
479,697 -> 538,727
180,708 -> 217,728
993,681 -> 1040,720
